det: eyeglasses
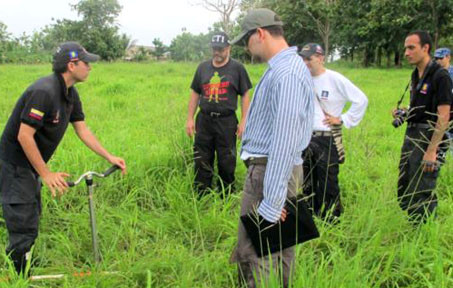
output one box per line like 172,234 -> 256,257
242,29 -> 257,47
435,57 -> 445,60
302,56 -> 312,61
74,60 -> 90,67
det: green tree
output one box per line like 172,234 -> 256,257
151,38 -> 167,60
366,0 -> 415,67
277,0 -> 338,58
0,22 -> 11,63
169,32 -> 211,62
416,0 -> 453,49
41,19 -> 84,50
72,0 -> 128,60
0,22 -> 10,42
71,0 -> 121,28
41,0 -> 129,60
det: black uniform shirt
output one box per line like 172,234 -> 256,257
408,61 -> 453,124
190,58 -> 252,114
0,73 -> 85,168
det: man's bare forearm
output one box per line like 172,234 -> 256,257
73,121 -> 112,161
427,105 -> 450,154
17,126 -> 50,177
240,91 -> 250,122
187,90 -> 199,121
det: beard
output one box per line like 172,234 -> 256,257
213,54 -> 227,63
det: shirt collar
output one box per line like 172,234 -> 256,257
268,46 -> 297,69
55,73 -> 74,103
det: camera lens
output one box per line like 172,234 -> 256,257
392,116 -> 405,128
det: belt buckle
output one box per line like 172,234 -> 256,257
210,112 -> 221,117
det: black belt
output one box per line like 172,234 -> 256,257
312,131 -> 332,137
407,122 -> 431,129
244,157 -> 268,168
200,110 -> 234,118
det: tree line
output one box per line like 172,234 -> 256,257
172,0 -> 453,66
1,0 -> 453,66
0,0 -> 129,63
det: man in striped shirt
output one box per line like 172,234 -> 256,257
229,8 -> 314,288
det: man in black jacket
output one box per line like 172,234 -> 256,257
0,42 -> 126,275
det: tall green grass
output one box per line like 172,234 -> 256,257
0,62 -> 452,287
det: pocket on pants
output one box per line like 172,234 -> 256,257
249,165 -> 265,195
0,163 -> 40,204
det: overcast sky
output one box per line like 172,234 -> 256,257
0,0 -> 221,46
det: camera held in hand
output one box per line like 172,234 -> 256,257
392,108 -> 408,128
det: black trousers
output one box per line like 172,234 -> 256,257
397,127 -> 444,222
193,112 -> 238,195
302,135 -> 342,219
0,160 -> 41,275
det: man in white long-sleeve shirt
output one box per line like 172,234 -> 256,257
299,43 -> 368,221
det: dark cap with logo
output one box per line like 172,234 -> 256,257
298,43 -> 325,58
52,42 -> 100,71
211,32 -> 230,48
231,8 -> 283,46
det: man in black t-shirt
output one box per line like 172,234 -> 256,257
394,31 -> 453,223
0,42 -> 126,275
186,32 -> 252,196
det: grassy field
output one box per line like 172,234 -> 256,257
0,61 -> 452,287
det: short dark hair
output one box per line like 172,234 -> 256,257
52,62 -> 68,74
262,25 -> 284,38
407,30 -> 433,54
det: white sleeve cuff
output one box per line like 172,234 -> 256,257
340,114 -> 351,129
258,199 -> 283,223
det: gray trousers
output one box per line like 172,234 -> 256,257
231,163 -> 302,288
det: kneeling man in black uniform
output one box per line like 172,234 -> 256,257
0,42 -> 127,275
396,31 -> 453,223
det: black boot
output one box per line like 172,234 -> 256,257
9,250 -> 28,276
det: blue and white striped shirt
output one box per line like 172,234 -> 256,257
241,46 -> 314,223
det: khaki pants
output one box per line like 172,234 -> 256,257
231,164 -> 303,288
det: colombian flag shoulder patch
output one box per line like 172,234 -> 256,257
29,108 -> 44,120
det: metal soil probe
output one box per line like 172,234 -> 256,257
67,165 -> 120,263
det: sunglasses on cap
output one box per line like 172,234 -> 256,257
242,29 -> 257,46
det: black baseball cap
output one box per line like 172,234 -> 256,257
53,42 -> 100,71
211,32 -> 230,48
231,8 -> 283,46
298,43 -> 325,58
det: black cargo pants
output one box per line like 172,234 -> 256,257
193,111 -> 238,196
0,160 -> 41,275
302,134 -> 342,219
397,127 -> 446,222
